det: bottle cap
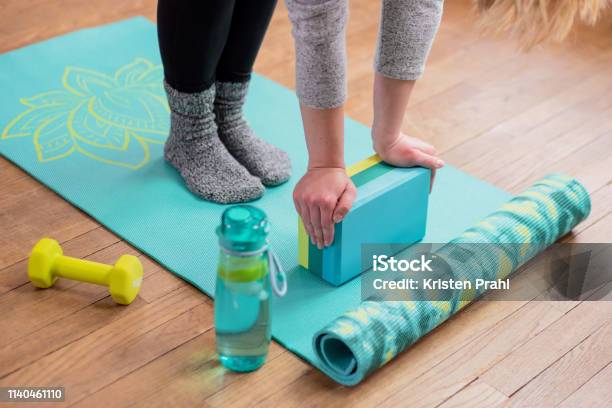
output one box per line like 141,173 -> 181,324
217,205 -> 270,252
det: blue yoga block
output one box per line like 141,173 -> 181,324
301,161 -> 430,286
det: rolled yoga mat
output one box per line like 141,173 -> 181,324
313,174 -> 591,385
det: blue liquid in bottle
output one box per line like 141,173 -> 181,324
215,205 -> 271,372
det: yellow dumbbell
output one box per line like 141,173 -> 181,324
28,238 -> 143,305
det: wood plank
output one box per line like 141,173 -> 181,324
479,302 -> 612,396
0,179 -> 99,270
408,37 -> 516,106
76,333 -> 286,408
136,258 -> 186,304
374,301 -> 578,408
499,117 -> 612,194
138,351 -> 302,408
502,322 -> 612,407
506,129 -> 612,195
558,363 -> 612,408
0,157 -> 13,170
438,380 -> 508,408
0,157 -> 30,185
442,61 -> 612,185
565,184 -> 612,237
248,369 -> 346,408
204,351 -> 311,408
0,286 -> 208,406
0,0 -> 157,53
0,295 -> 148,379
0,267 -> 186,378
571,212 -> 612,244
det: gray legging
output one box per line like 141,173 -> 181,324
286,0 -> 444,108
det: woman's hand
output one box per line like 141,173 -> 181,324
373,131 -> 444,190
293,167 -> 356,249
371,74 -> 444,189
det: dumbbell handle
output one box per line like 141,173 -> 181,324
52,255 -> 113,286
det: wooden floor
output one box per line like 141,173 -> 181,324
1,1 -> 611,407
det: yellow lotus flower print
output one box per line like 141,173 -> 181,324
1,58 -> 168,169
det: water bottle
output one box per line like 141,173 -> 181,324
215,205 -> 287,372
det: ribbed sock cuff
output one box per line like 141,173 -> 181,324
164,80 -> 215,117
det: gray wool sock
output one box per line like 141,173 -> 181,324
163,81 -> 264,204
214,81 -> 292,186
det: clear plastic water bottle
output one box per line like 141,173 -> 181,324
214,205 -> 286,372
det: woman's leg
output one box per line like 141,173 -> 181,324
157,0 -> 233,92
215,0 -> 278,83
213,0 -> 292,187
157,0 -> 265,203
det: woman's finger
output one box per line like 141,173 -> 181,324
409,149 -> 444,170
320,200 -> 334,247
296,201 -> 314,240
430,168 -> 437,193
300,203 -> 315,244
309,202 -> 324,249
333,182 -> 356,223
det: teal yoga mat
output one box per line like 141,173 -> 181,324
0,18 -> 512,379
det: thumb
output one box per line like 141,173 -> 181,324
333,182 -> 356,223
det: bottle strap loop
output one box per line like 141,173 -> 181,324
220,244 -> 287,297
267,249 -> 287,297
